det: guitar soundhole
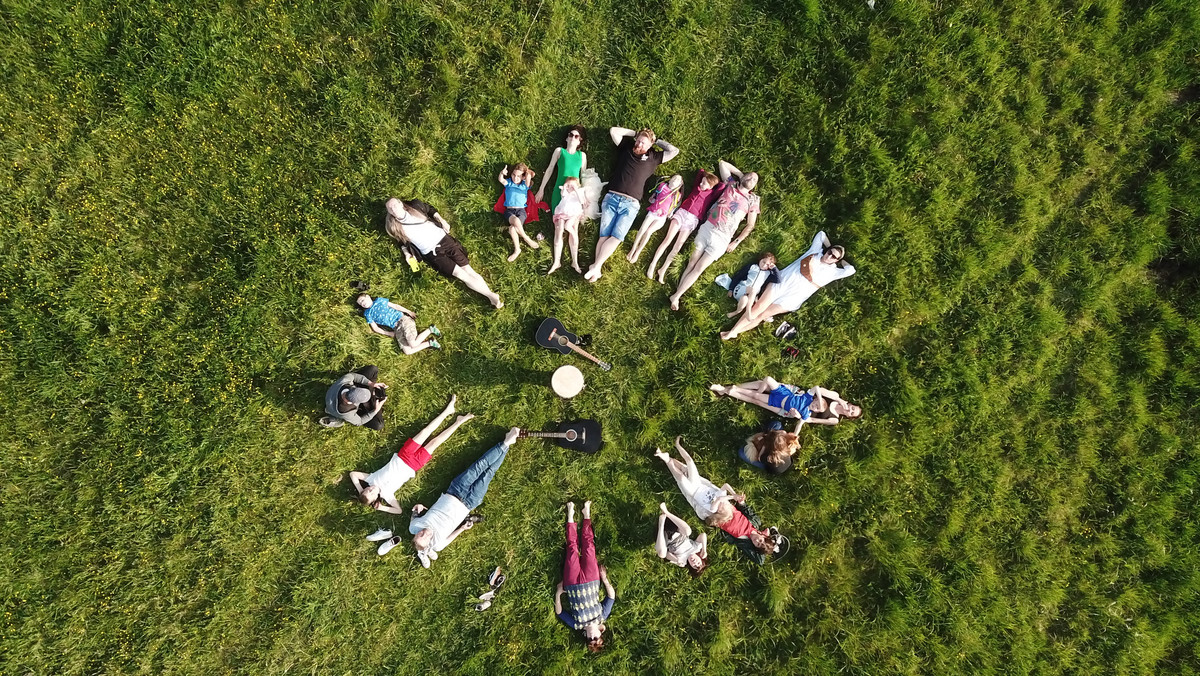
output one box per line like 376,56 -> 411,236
556,336 -> 569,346
564,430 -> 578,442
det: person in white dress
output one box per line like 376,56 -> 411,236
653,436 -> 741,524
720,230 -> 855,340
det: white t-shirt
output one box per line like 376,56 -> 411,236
778,231 -> 856,289
408,493 -> 470,553
673,473 -> 727,521
401,219 -> 449,256
365,453 -> 416,504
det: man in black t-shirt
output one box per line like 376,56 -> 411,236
583,127 -> 679,282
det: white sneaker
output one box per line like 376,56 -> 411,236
377,536 -> 401,556
478,590 -> 496,602
366,528 -> 393,542
417,550 -> 431,569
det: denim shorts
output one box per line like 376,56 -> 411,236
504,207 -> 525,223
598,192 -> 640,241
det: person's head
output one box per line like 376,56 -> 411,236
686,553 -> 708,577
563,176 -> 581,191
342,387 -> 372,406
565,125 -> 586,149
355,293 -> 373,310
412,528 -> 434,551
763,431 -> 800,475
633,128 -> 656,155
739,171 -> 759,191
758,252 -> 777,270
704,500 -> 735,528
836,400 -> 863,419
666,174 -> 684,191
821,245 -> 845,265
511,163 -> 529,184
584,622 -> 606,652
357,484 -> 380,506
699,169 -> 720,190
748,528 -> 780,555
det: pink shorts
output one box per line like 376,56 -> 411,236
672,209 -> 700,236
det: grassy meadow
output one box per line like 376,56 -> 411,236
2,0 -> 1199,673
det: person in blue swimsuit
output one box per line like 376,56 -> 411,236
709,378 -> 862,430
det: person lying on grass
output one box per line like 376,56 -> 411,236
625,174 -> 684,264
655,502 -> 708,576
347,396 -> 472,514
555,500 -> 617,653
654,439 -> 782,563
737,420 -> 801,475
384,197 -> 504,309
724,252 -> 779,318
668,160 -> 761,310
646,168 -> 723,284
408,426 -> 522,568
547,176 -> 589,276
321,365 -> 388,431
720,230 -> 854,340
534,125 -> 589,223
355,294 -> 441,354
709,378 -> 862,431
498,163 -> 539,262
583,127 -> 679,282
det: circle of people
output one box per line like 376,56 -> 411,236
322,126 -> 861,653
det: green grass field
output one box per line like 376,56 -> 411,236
2,0 -> 1199,672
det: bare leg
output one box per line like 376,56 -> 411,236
507,225 -> 522,262
452,265 -> 503,308
627,215 -> 664,263
585,237 -> 622,281
423,413 -> 475,453
647,218 -> 681,279
656,230 -> 690,284
411,395 -> 457,445
672,437 -> 701,483
654,448 -> 688,483
547,222 -> 565,275
668,251 -> 716,310
660,504 -> 694,538
728,295 -> 751,318
722,302 -> 786,340
723,387 -> 775,411
566,222 -> 581,273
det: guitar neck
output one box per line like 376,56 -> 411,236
519,431 -> 573,440
564,342 -> 609,369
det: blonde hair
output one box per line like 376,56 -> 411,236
704,501 -> 735,528
563,176 -> 581,188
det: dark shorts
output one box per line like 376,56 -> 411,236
424,235 -> 470,278
504,207 -> 525,223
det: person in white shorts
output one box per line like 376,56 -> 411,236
720,230 -> 855,340
668,160 -> 761,311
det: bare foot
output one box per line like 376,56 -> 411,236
446,394 -> 457,414
653,447 -> 669,460
455,413 -> 475,424
645,269 -> 656,280
669,297 -> 680,311
720,331 -> 735,341
572,264 -> 582,274
491,297 -> 504,309
660,502 -> 669,513
582,500 -> 591,519
709,383 -> 727,395
507,250 -> 520,262
546,263 -> 561,276
656,272 -> 667,285
726,310 -> 740,318
527,241 -> 540,249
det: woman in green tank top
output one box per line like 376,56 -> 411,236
535,126 -> 589,213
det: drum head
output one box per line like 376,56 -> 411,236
550,365 -> 585,399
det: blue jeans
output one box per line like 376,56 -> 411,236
598,192 -> 640,241
446,442 -> 509,510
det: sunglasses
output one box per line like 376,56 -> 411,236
567,132 -> 581,138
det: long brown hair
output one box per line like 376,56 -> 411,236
704,501 -> 734,528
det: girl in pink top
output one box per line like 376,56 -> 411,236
625,175 -> 683,264
646,168 -> 723,284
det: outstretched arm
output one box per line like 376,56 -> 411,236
728,212 -> 758,252
554,582 -> 565,614
432,212 -> 451,233
656,137 -> 680,163
580,151 -> 588,174
387,302 -> 415,317
535,148 -> 561,200
697,532 -> 709,559
368,321 -> 395,337
609,127 -> 636,144
600,566 -> 616,598
497,165 -> 510,187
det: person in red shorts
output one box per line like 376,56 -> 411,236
347,395 -> 473,514
555,500 -> 617,653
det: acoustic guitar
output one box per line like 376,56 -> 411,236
534,318 -> 611,371
518,419 -> 603,454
